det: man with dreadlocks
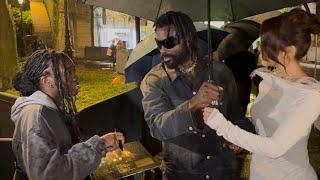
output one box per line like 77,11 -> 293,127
11,49 -> 125,180
141,11 -> 255,179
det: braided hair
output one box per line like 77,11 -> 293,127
155,11 -> 198,58
13,49 -> 82,143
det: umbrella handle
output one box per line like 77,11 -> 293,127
207,79 -> 224,108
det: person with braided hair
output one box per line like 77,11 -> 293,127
11,49 -> 125,180
203,9 -> 320,180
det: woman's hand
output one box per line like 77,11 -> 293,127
100,132 -> 125,151
203,108 -> 243,154
203,107 -> 215,123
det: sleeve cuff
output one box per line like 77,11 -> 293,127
205,109 -> 230,136
86,135 -> 108,156
176,100 -> 198,132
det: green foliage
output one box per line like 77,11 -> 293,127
4,88 -> 19,96
10,8 -> 32,32
4,67 -> 135,110
279,8 -> 290,13
0,1 -> 18,90
75,67 -> 135,110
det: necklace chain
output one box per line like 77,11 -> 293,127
178,62 -> 197,74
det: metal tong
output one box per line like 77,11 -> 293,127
114,128 -> 123,151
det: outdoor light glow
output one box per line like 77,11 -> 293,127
18,0 -> 24,5
204,21 -> 226,28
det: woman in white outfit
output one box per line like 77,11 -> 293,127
203,9 -> 320,180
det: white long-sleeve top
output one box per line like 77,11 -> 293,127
205,68 -> 320,180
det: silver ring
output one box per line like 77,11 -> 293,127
211,100 -> 218,106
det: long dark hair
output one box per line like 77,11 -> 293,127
260,8 -> 320,66
12,49 -> 82,143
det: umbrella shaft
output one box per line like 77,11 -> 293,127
207,0 -> 213,80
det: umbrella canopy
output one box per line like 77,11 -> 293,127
213,20 -> 260,61
245,9 -> 282,24
125,23 -> 229,69
83,0 -> 315,21
125,32 -> 157,69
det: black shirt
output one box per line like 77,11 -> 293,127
141,58 -> 255,179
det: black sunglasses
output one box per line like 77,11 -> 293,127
155,36 -> 180,49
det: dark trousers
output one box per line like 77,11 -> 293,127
163,150 -> 240,180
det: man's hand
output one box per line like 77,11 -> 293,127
100,132 -> 125,151
188,82 -> 222,113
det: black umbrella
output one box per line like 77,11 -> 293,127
83,0 -> 315,22
213,20 -> 260,61
83,0 -> 316,79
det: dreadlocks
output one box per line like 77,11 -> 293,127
50,51 -> 77,118
13,49 -> 82,143
155,11 -> 198,57
12,50 -> 51,96
50,51 -> 82,143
